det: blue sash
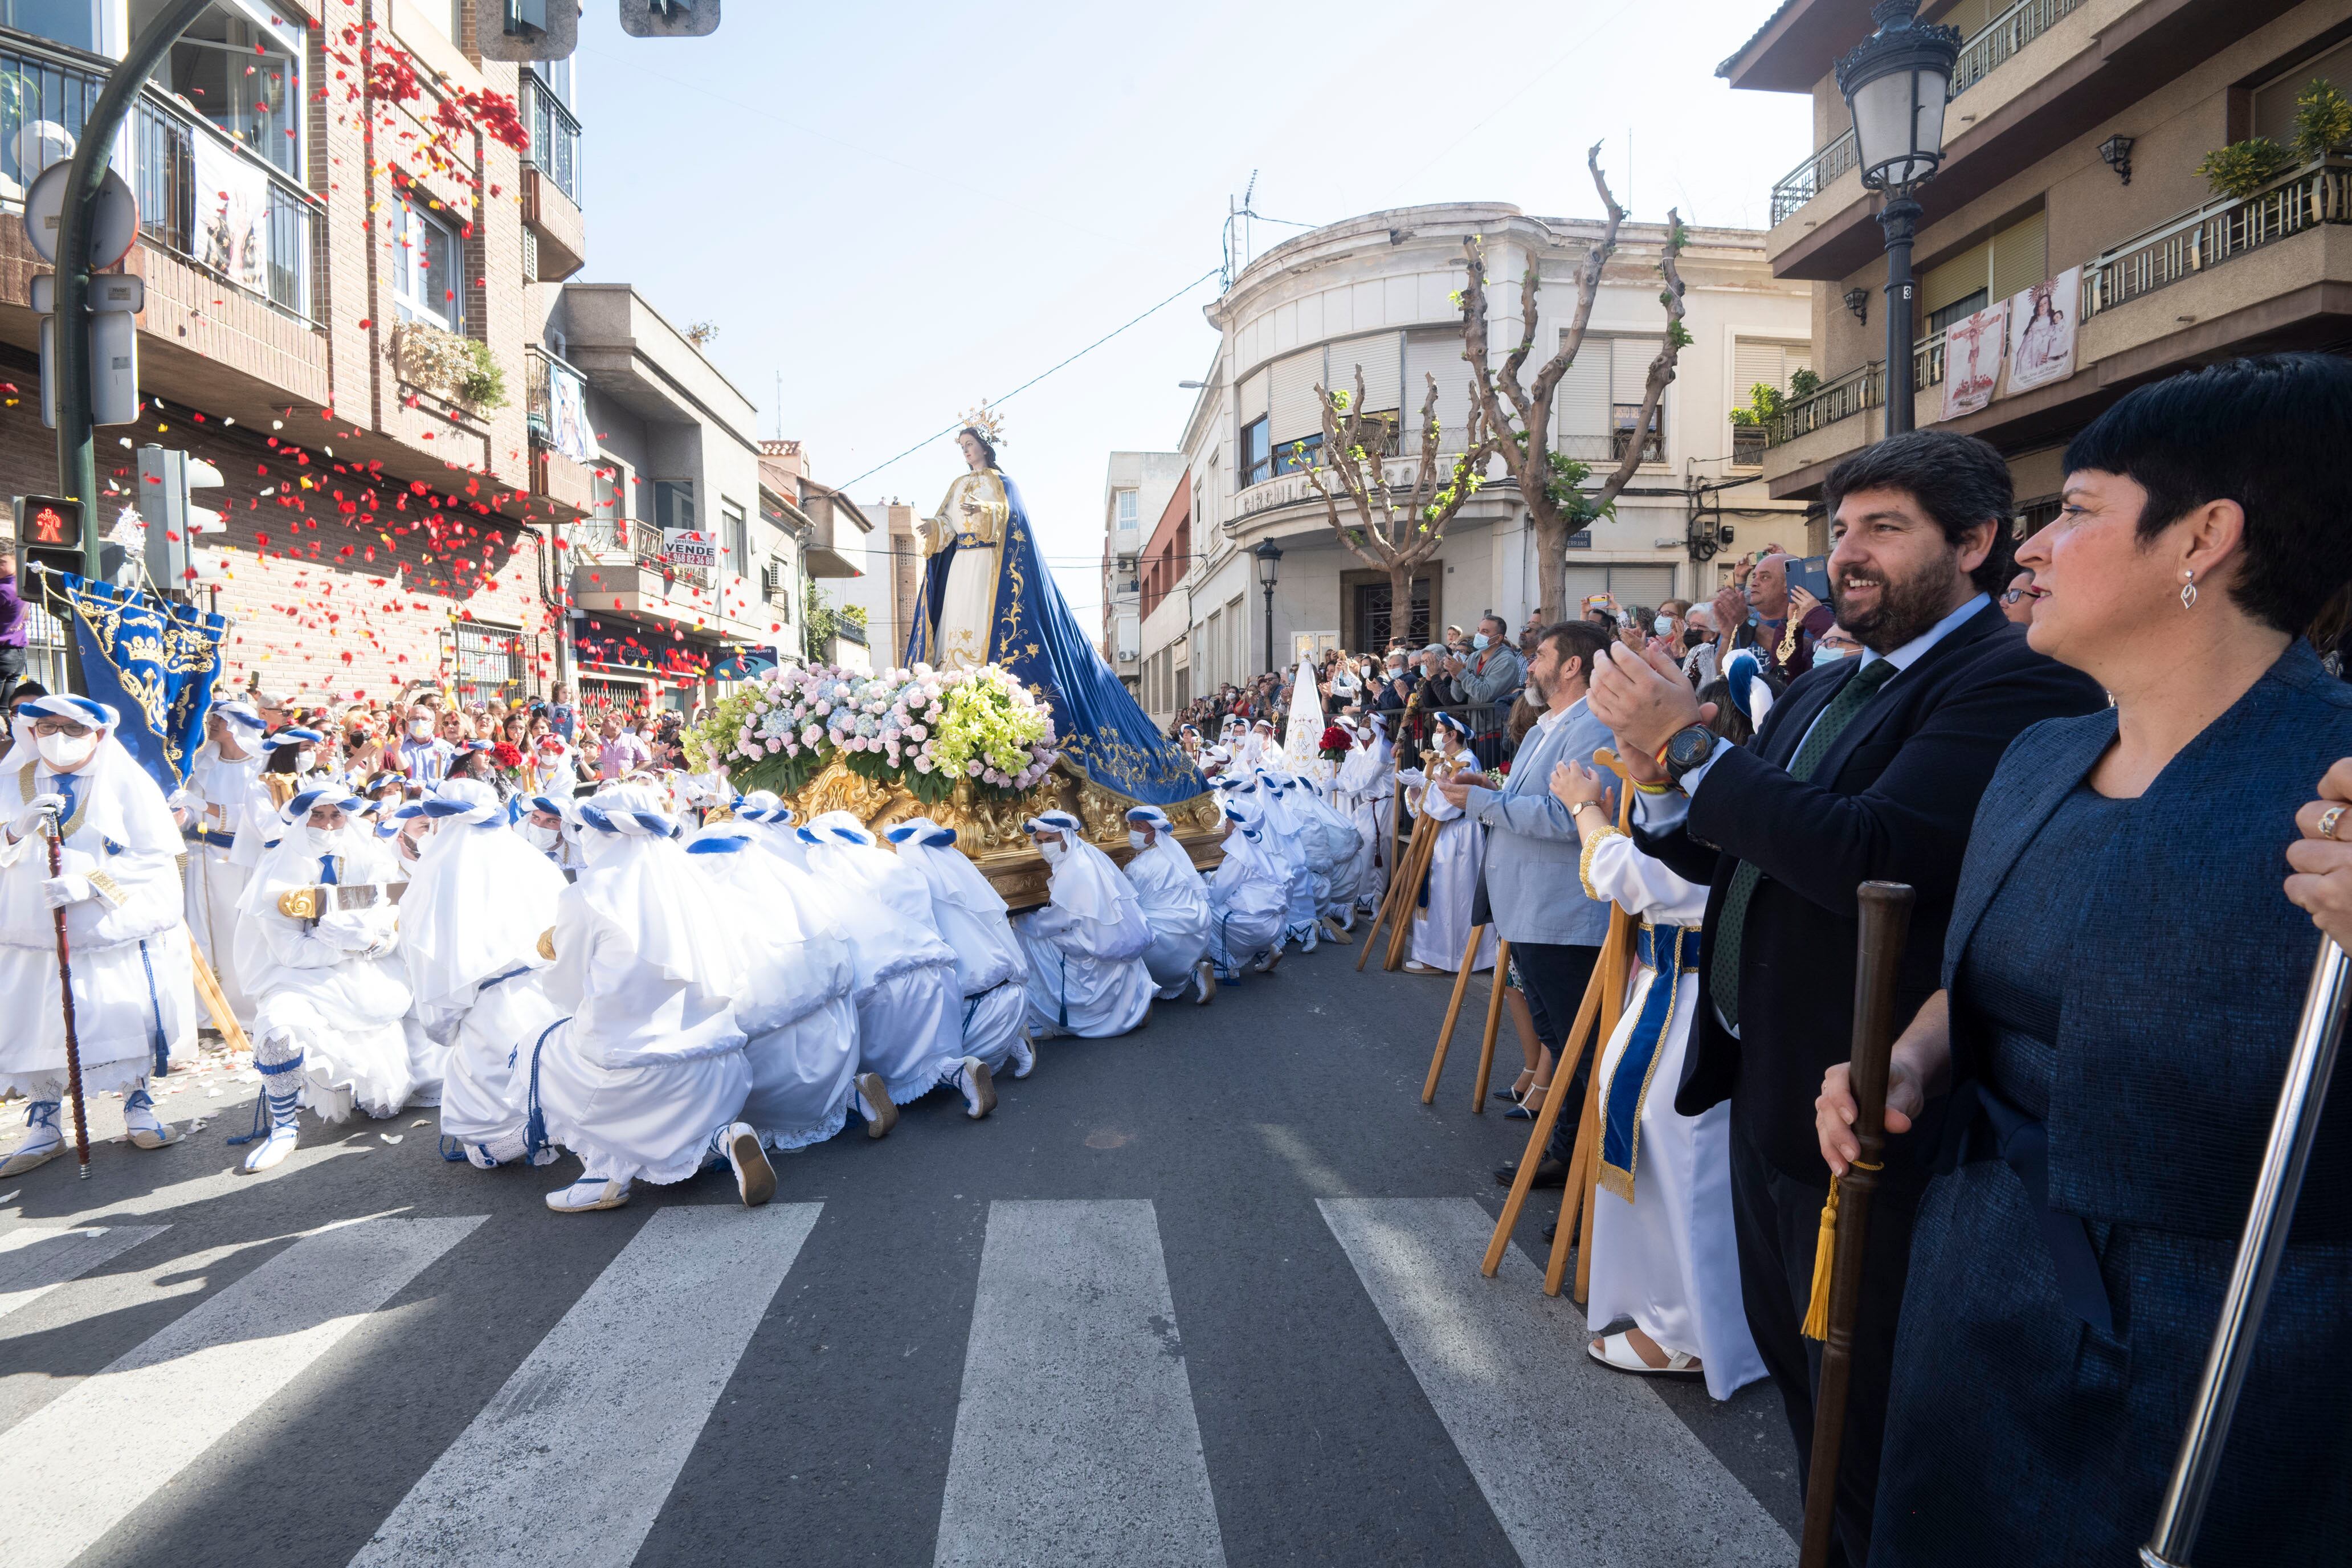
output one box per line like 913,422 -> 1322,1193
1596,922 -> 1701,1202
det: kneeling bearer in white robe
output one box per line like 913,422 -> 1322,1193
682,818 -> 890,1152
401,779 -> 565,1169
1554,758 -> 1765,1399
1012,811 -> 1154,1039
0,696 -> 193,1174
1204,802 -> 1285,982
1120,805 -> 1214,1003
234,783 -> 431,1172
884,818 -> 1035,1080
527,785 -> 774,1212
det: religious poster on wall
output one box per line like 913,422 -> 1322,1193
1942,300 -> 2008,420
2004,267 -> 2081,395
190,136 -> 269,294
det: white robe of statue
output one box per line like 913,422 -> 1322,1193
920,467 -> 1012,671
1403,755 -> 1494,973
1581,829 -> 1767,1402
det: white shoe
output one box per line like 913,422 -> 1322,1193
124,1088 -> 177,1150
721,1123 -> 775,1208
546,1174 -> 631,1212
956,1056 -> 997,1120
1009,1032 -> 1036,1079
1194,960 -> 1218,1005
855,1072 -> 899,1140
242,1124 -> 300,1174
1322,916 -> 1353,945
1587,1330 -> 1701,1377
0,1101 -> 63,1178
1300,925 -> 1320,953
1403,961 -> 1443,975
1255,947 -> 1284,974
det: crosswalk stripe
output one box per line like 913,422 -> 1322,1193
4,1215 -> 483,1568
936,1199 -> 1226,1567
0,1224 -> 169,1326
1320,1197 -> 1789,1568
349,1202 -> 823,1568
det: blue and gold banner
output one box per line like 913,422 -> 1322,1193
55,574 -> 230,793
909,471 -> 1203,807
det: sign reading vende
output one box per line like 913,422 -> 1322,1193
662,528 -> 718,568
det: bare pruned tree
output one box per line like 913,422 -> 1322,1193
1298,366 -> 1498,652
1459,144 -> 1689,624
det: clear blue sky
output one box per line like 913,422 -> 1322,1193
570,1 -> 1814,620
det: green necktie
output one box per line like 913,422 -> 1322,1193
1709,658 -> 1897,1029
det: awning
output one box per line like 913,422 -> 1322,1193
804,544 -> 863,579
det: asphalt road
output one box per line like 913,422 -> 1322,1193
0,934 -> 1802,1567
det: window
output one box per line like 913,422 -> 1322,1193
1921,209 -> 2047,336
1271,431 -> 1324,475
6,0 -> 99,54
1115,488 -> 1138,528
163,7 -> 303,178
392,203 -> 463,331
528,55 -> 575,106
2256,39 -> 2352,143
721,499 -> 748,577
592,464 -> 626,546
1557,336 -> 1667,462
1203,607 -> 1220,688
654,480 -> 696,534
1240,417 -> 1271,486
452,622 -> 524,704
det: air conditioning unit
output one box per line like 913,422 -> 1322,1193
761,561 -> 786,599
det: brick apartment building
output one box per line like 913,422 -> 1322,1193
1730,0 -> 2352,518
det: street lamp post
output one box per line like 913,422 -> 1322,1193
1253,538 -> 1282,676
1836,0 -> 1961,438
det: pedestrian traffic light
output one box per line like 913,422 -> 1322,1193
13,494 -> 84,579
136,446 -> 226,590
478,0 -> 577,61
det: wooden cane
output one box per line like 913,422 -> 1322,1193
1547,910 -> 1634,1298
1383,815 -> 1440,972
1469,937 -> 1512,1111
1355,808 -> 1426,973
1797,880 -> 1917,1568
1420,922 -> 1486,1102
43,808 -> 93,1178
1481,928 -> 1608,1277
184,929 -> 251,1055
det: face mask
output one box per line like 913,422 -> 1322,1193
1127,829 -> 1151,851
1038,837 -> 1069,863
37,730 -> 99,770
1653,615 -> 1675,636
1813,646 -> 1859,665
297,750 -> 318,774
407,720 -> 431,738
1684,627 -> 1709,649
1471,633 -> 1490,651
521,822 -> 560,851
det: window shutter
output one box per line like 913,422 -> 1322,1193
1990,209 -> 2048,304
1329,332 -> 1402,414
1611,337 -> 1661,404
1554,341 -> 1610,453
1733,340 -> 1783,407
1268,349 -> 1325,446
1238,369 -> 1269,423
1922,239 -> 1991,316
1403,332 -> 1469,454
1608,565 -> 1676,609
1561,566 -> 1612,607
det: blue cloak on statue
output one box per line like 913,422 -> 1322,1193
904,469 -> 1202,807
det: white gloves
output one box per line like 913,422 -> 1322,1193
40,872 -> 95,910
7,794 -> 68,842
168,788 -> 201,826
316,908 -> 393,957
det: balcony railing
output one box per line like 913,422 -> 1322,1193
521,73 -> 581,206
2085,155 -> 2352,319
1610,402 -> 1663,463
1766,0 -> 2084,226
1950,0 -> 2084,97
1770,129 -> 1859,226
627,519 -> 712,591
1913,326 -> 1946,392
1732,423 -> 1769,466
1767,361 -> 1882,447
525,344 -> 595,462
0,30 -> 320,324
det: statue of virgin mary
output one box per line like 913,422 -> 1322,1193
905,419 -> 1202,807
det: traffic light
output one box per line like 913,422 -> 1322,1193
13,495 -> 85,580
478,0 -> 577,62
136,446 -> 226,590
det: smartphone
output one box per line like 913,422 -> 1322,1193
1788,554 -> 1832,606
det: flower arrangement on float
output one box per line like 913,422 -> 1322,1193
684,660 -> 1059,805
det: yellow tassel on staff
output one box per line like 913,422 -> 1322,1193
1802,1159 -> 1880,1341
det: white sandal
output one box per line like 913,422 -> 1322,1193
1587,1331 -> 1701,1377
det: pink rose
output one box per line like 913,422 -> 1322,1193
765,738 -> 781,754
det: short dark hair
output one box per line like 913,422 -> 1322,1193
1822,428 -> 2016,594
1537,619 -> 1613,682
2063,353 -> 2352,635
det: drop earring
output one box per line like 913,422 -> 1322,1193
2180,570 -> 2198,610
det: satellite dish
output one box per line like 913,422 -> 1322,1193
23,160 -> 140,269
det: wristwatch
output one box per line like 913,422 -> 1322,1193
1659,722 -> 1718,787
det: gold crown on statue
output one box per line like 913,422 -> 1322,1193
957,402 -> 1007,447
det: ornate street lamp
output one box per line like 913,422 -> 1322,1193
1837,0 -> 1962,435
1253,538 -> 1283,675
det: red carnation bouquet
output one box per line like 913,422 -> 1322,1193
1318,722 -> 1351,761
492,740 -> 526,785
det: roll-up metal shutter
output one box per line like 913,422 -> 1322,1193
1612,337 -> 1661,402
1268,349 -> 1325,446
1554,340 -> 1611,458
1403,332 -> 1469,454
1238,368 -> 1269,423
1327,331 -> 1403,415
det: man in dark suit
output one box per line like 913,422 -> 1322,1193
1586,430 -> 2106,1567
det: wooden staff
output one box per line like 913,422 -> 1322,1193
1469,937 -> 1512,1112
43,806 -> 94,1178
1355,806 -> 1430,972
1798,880 -> 1916,1568
1546,908 -> 1634,1298
1420,921 -> 1487,1102
184,930 -> 251,1055
1383,750 -> 1452,972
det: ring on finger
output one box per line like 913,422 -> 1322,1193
2322,804 -> 2350,842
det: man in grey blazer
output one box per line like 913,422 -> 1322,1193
1439,619 -> 1619,1187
